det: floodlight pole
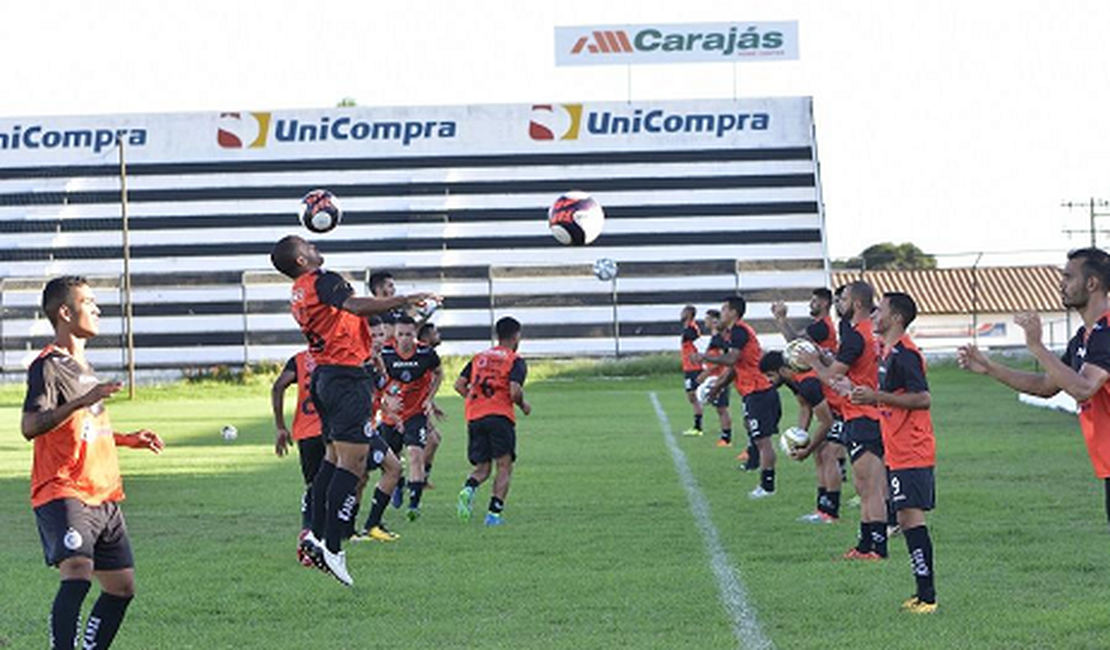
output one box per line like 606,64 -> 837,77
1061,197 -> 1110,247
118,137 -> 136,399
611,276 -> 621,359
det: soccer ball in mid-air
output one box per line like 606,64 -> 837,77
592,258 -> 618,281
779,426 -> 809,454
299,189 -> 342,234
695,375 -> 718,404
784,338 -> 819,371
548,191 -> 605,246
221,425 -> 238,442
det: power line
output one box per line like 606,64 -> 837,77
1061,197 -> 1110,247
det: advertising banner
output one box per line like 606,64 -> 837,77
555,22 -> 799,67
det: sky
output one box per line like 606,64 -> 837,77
6,0 -> 1110,267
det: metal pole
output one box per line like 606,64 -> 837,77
118,138 -> 136,399
971,251 -> 983,345
611,277 -> 621,359
1091,197 -> 1098,247
241,272 -> 250,367
487,266 -> 496,345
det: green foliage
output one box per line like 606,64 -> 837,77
837,242 -> 937,271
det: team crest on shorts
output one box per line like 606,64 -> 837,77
63,527 -> 83,551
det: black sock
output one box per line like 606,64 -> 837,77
342,499 -> 361,539
51,579 -> 90,650
310,461 -> 336,539
838,456 -> 848,481
760,469 -> 775,492
424,463 -> 433,479
300,485 -> 313,530
887,500 -> 898,528
83,592 -> 133,649
721,429 -> 732,443
364,487 -> 390,530
408,481 -> 426,509
856,522 -> 874,553
824,491 -> 841,518
870,520 -> 889,557
489,496 -> 505,514
904,525 -> 936,603
694,414 -> 703,430
816,487 -> 827,511
1104,479 -> 1109,526
465,476 -> 480,490
325,467 -> 360,553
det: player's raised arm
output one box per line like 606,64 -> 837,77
22,379 -> 121,441
957,342 -> 1061,398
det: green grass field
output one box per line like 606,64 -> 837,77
2,361 -> 1110,649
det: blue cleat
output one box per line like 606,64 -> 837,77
391,485 -> 404,509
484,512 -> 503,527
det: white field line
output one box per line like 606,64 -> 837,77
649,391 -> 774,650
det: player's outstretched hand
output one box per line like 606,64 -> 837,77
520,400 -> 532,416
770,301 -> 788,320
406,292 -> 443,308
275,427 -> 293,457
126,429 -> 164,454
81,381 -> 123,407
850,385 -> 877,405
1014,311 -> 1043,346
957,344 -> 990,374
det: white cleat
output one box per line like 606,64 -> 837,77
748,486 -> 775,500
322,547 -> 354,587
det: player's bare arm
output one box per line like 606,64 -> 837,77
341,292 -> 441,318
424,367 -> 444,416
957,343 -> 1061,398
793,401 -> 834,461
21,380 -> 122,440
271,366 -> 297,457
770,301 -> 801,341
454,374 -> 470,398
851,385 -> 931,410
1015,311 -> 1110,402
114,429 -> 165,454
511,381 -> 531,416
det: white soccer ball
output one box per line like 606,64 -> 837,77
779,426 -> 810,454
784,338 -> 819,371
548,191 -> 605,246
416,297 -> 440,320
298,189 -> 342,234
592,258 -> 618,282
221,425 -> 239,442
695,376 -> 718,404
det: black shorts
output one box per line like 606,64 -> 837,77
845,417 -> 884,462
311,365 -> 374,444
684,371 -> 701,392
297,436 -> 326,485
826,418 -> 847,446
403,414 -> 430,449
710,382 -> 731,408
742,388 -> 781,441
379,423 -> 404,456
364,433 -> 392,472
35,498 -> 133,570
889,467 -> 936,512
467,415 -> 517,465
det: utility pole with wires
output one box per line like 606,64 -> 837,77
1061,197 -> 1110,247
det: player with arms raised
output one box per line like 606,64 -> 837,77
23,276 -> 164,649
456,317 -> 531,526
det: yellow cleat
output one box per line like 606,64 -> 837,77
368,525 -> 400,542
682,428 -> 704,437
901,597 -> 938,614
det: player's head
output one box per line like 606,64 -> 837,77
418,322 -> 441,347
705,308 -> 721,332
833,284 -> 849,319
394,315 -> 417,351
369,271 -> 395,298
1063,247 -> 1110,309
496,316 -> 523,351
42,276 -> 99,337
759,350 -> 790,386
368,315 -> 387,353
875,292 -> 918,336
810,288 -> 833,318
680,304 -> 696,323
270,235 -> 322,279
843,281 -> 875,322
721,296 -> 746,324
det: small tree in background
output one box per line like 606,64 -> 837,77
835,242 -> 937,270
337,97 -> 357,107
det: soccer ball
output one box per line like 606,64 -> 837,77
784,338 -> 819,371
592,258 -> 618,281
298,189 -> 342,234
779,426 -> 809,454
695,376 -> 718,404
548,191 -> 605,246
221,425 -> 238,442
416,297 -> 440,320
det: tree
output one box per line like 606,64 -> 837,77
837,242 -> 936,270
337,97 -> 357,107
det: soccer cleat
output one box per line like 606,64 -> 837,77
296,529 -> 316,568
321,547 -> 354,587
748,486 -> 775,500
406,507 -> 421,522
391,485 -> 404,509
351,525 -> 401,543
887,524 -> 903,538
735,449 -> 750,462
299,531 -> 327,571
716,438 -> 733,448
682,427 -> 704,437
484,512 -> 503,527
798,511 -> 837,524
457,487 -> 475,522
901,597 -> 938,614
841,548 -> 884,561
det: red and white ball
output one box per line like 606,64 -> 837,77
299,189 -> 342,234
548,191 -> 605,246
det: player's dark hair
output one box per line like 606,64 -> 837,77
395,314 -> 417,327
368,271 -> 394,295
368,316 -> 385,327
706,309 -> 721,319
847,281 -> 875,310
682,304 -> 696,318
760,350 -> 786,374
884,292 -> 918,327
42,276 -> 88,327
812,288 -> 833,303
496,316 -> 522,341
418,322 -> 436,341
271,235 -> 306,279
1068,247 -> 1110,290
724,296 -> 747,318
833,284 -> 848,298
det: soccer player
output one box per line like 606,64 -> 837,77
800,280 -> 888,559
696,309 -> 734,447
770,287 -> 838,353
270,235 -> 433,586
700,296 -> 782,498
679,305 -> 705,436
959,247 -> 1110,529
851,292 -> 937,613
379,315 -> 443,521
760,350 -> 843,523
418,322 -> 446,487
22,276 -> 164,649
456,316 -> 532,526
